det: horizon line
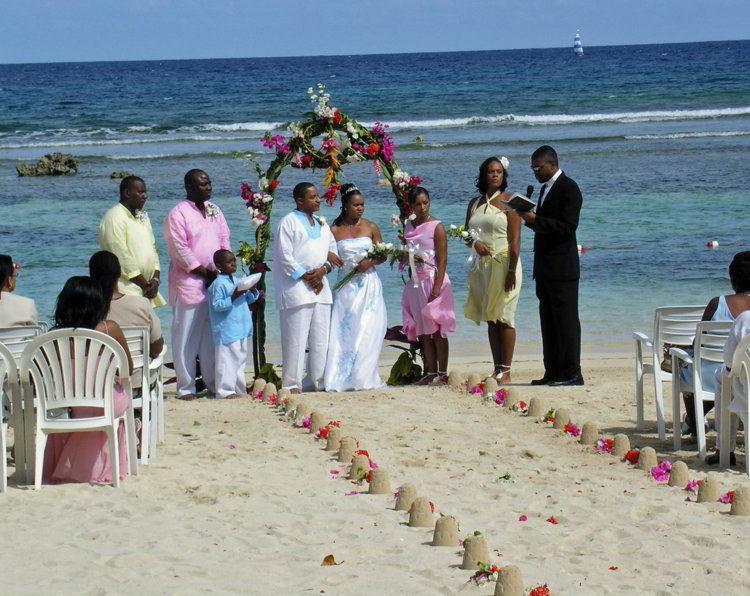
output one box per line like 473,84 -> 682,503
1,37 -> 747,67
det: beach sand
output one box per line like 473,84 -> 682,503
3,352 -> 750,595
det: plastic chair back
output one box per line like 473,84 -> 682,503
0,325 -> 46,365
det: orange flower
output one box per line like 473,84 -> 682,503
356,449 -> 370,457
319,427 -> 329,439
269,179 -> 279,191
529,585 -> 550,596
367,143 -> 380,156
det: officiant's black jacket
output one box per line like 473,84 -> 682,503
525,172 -> 582,281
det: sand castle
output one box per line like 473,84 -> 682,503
552,408 -> 571,429
637,446 -> 657,471
668,461 -> 690,487
460,534 -> 490,570
309,411 -> 326,434
432,516 -> 458,546
395,484 -> 417,511
337,437 -> 357,463
408,497 -> 434,527
368,469 -> 392,494
730,487 -> 750,516
612,434 -> 630,457
697,474 -> 721,503
494,565 -> 524,596
579,422 -> 598,445
252,378 -> 265,394
262,382 -> 276,402
527,397 -> 547,418
349,454 -> 370,479
325,428 -> 342,451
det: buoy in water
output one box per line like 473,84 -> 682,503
707,240 -> 719,248
577,244 -> 589,253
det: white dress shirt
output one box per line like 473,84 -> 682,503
538,168 -> 563,208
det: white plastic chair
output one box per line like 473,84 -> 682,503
634,306 -> 704,440
0,343 -> 17,492
718,334 -> 750,474
120,326 -> 157,464
0,325 -> 47,480
20,328 -> 138,489
149,344 -> 168,444
670,320 -> 733,457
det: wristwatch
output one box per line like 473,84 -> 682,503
323,262 -> 332,274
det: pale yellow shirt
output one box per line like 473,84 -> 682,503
99,203 -> 166,307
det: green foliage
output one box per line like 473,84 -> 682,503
256,362 -> 281,386
387,347 -> 422,386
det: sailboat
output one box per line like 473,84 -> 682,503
574,31 -> 584,57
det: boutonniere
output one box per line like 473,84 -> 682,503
315,215 -> 327,226
205,203 -> 219,219
135,210 -> 149,223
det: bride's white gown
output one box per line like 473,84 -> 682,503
324,237 -> 387,391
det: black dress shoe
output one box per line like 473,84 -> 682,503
705,451 -> 736,466
530,377 -> 552,386
549,374 -> 585,387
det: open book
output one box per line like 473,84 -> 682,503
501,193 -> 536,212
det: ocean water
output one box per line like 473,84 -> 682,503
1,40 -> 749,363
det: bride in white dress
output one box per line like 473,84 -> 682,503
324,184 -> 387,391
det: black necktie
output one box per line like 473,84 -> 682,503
538,184 -> 547,208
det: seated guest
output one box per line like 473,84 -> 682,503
680,251 -> 750,438
44,276 -> 134,484
0,254 -> 38,327
89,250 -> 164,359
706,310 -> 750,466
208,249 -> 259,399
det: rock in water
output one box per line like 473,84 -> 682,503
109,171 -> 134,179
17,153 -> 79,176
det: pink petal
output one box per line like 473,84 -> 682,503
519,515 -> 528,521
228,444 -> 237,450
345,491 -> 360,496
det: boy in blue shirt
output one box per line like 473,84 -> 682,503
208,249 -> 260,398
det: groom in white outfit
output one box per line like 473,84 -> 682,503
273,182 -> 342,393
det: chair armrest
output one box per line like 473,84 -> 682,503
669,347 -> 693,365
148,345 -> 168,370
633,331 -> 652,346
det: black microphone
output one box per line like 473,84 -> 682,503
526,184 -> 534,198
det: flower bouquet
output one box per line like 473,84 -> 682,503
332,242 -> 403,292
447,224 -> 479,243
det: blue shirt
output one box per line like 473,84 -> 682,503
207,274 -> 260,345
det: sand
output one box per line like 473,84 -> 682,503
3,352 -> 750,594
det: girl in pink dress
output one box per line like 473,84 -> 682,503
43,275 -> 133,484
401,187 -> 456,384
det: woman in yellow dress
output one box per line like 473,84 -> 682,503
463,156 -> 522,383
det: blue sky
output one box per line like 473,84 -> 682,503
1,0 -> 748,63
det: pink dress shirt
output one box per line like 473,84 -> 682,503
163,200 -> 231,306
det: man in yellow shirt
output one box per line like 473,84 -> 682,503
99,176 -> 165,307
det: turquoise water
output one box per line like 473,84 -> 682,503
1,40 -> 749,362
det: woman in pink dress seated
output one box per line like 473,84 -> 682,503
43,276 -> 134,484
401,187 -> 456,384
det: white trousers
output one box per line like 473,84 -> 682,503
215,338 -> 248,398
280,303 -> 331,391
171,302 -> 215,396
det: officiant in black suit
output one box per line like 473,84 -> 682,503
516,145 -> 584,386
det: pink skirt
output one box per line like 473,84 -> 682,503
43,383 -> 130,484
402,268 -> 457,341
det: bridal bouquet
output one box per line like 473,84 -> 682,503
446,224 -> 479,243
331,242 -> 403,292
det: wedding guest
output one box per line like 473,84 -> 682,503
89,250 -> 164,359
463,156 -> 522,383
208,249 -> 260,399
677,251 -> 750,449
707,310 -> 750,466
272,182 -> 342,394
163,169 -> 230,400
517,145 -> 583,386
323,184 -> 387,392
43,276 -> 133,484
99,176 -> 165,307
401,186 -> 456,384
0,254 -> 37,327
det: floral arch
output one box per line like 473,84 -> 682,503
237,84 -> 422,378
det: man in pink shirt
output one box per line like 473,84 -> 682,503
164,169 -> 231,399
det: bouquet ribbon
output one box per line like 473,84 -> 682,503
407,244 -> 431,288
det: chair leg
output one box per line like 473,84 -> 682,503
140,387 -> 150,465
720,378 -> 731,467
655,372 -> 667,442
672,379 -> 682,451
34,432 -> 47,490
107,427 -> 120,488
1,422 -> 7,493
148,393 -> 158,459
125,408 -> 138,476
694,395 -> 707,460
635,356 -> 645,430
157,382 -> 165,442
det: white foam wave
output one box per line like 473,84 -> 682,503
0,134 -> 258,149
102,151 -> 235,160
625,130 -> 750,140
194,122 -> 283,132
365,106 -> 750,130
